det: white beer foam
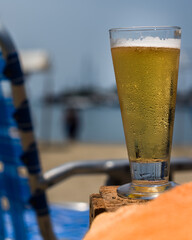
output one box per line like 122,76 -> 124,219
111,37 -> 181,49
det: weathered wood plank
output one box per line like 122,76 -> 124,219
89,193 -> 105,225
90,186 -> 148,225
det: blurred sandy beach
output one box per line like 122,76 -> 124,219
39,142 -> 192,204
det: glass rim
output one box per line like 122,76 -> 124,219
109,26 -> 181,33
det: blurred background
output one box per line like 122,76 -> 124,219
1,0 -> 192,203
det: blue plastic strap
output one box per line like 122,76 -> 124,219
0,98 -> 15,125
20,142 -> 41,174
30,191 -> 49,216
9,200 -> 27,240
3,53 -> 24,85
13,100 -> 33,131
0,203 -> 5,239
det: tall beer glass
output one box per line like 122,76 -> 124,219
109,26 -> 181,199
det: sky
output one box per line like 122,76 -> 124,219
0,0 -> 192,99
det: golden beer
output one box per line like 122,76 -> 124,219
111,46 -> 180,168
110,27 -> 181,199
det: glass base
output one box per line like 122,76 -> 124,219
117,181 -> 178,200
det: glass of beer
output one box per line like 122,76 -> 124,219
109,26 -> 181,199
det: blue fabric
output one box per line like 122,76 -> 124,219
0,52 -> 89,240
4,204 -> 89,240
0,97 -> 16,125
0,53 -> 39,239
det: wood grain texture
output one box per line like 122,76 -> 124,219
90,186 -> 148,225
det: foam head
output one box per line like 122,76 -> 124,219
111,37 -> 181,49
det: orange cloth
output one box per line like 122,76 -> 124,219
84,182 -> 192,240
